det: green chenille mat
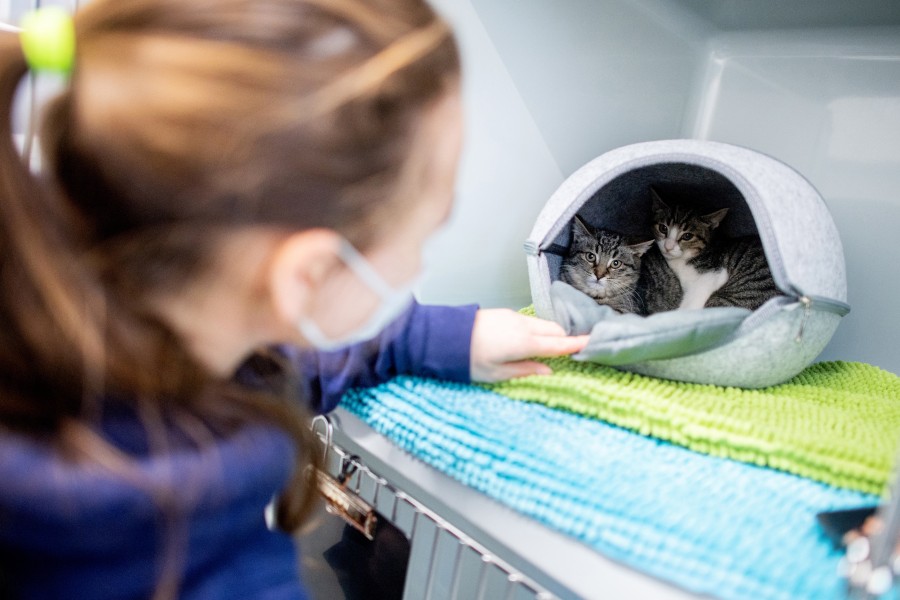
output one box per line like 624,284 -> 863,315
482,346 -> 900,495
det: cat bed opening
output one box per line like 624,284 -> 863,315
525,139 -> 849,388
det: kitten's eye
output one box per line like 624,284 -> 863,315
610,259 -> 622,268
680,233 -> 694,241
658,224 -> 668,235
584,252 -> 596,262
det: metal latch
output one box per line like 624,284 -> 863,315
316,456 -> 378,541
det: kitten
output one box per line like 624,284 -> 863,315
648,189 -> 779,311
637,244 -> 683,314
560,216 -> 653,314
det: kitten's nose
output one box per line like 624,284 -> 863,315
664,239 -> 676,252
595,267 -> 608,279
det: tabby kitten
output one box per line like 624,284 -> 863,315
647,189 -> 779,311
560,217 -> 653,314
637,244 -> 683,314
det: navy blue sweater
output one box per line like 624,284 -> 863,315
0,302 -> 478,599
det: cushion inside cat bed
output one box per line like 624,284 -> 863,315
525,139 -> 849,388
551,280 -> 751,365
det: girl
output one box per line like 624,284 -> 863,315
0,0 -> 586,598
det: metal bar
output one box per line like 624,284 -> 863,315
422,517 -> 442,600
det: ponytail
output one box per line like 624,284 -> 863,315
0,31 -> 104,429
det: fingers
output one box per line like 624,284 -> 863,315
526,333 -> 589,357
482,360 -> 553,382
522,315 -> 568,337
468,309 -> 590,383
507,313 -> 588,358
506,360 -> 554,378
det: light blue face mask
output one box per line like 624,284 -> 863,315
297,238 -> 417,351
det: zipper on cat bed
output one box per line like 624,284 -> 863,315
787,293 -> 850,317
786,294 -> 851,343
794,296 -> 812,343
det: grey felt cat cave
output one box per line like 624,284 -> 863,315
525,139 -> 850,388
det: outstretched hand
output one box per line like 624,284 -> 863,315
469,308 -> 589,383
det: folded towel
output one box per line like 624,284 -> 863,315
484,359 -> 900,495
342,378 -> 874,600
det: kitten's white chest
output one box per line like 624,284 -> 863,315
669,260 -> 728,310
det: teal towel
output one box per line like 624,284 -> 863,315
343,377 -> 874,600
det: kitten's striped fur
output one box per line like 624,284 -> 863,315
647,189 -> 779,312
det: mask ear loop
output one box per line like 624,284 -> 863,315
336,238 -> 402,298
297,238 -> 417,351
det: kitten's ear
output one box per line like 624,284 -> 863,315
650,187 -> 669,215
571,215 -> 592,240
627,239 -> 654,258
701,208 -> 729,229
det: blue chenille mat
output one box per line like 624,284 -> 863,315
341,377 -> 876,600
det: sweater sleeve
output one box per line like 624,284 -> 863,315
281,301 -> 478,414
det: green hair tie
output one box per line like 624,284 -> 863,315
20,7 -> 75,74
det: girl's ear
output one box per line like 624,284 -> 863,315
268,229 -> 342,326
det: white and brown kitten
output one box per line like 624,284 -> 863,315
647,189 -> 779,311
560,216 -> 653,314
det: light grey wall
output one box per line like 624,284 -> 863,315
417,0 -> 566,308
674,0 -> 900,31
466,0 -> 710,175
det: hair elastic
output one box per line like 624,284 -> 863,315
20,7 -> 75,74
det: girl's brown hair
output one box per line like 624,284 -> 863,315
0,0 -> 458,593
